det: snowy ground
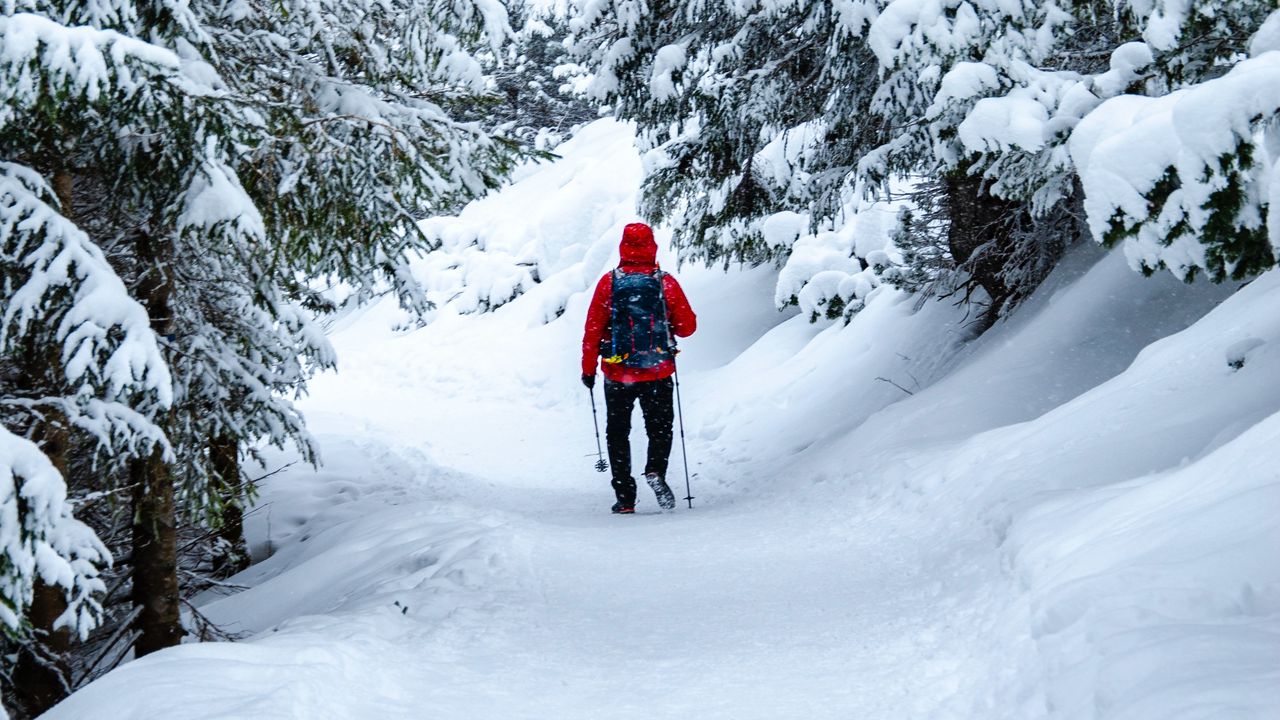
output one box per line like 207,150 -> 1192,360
46,121 -> 1280,719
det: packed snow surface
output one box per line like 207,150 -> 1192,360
46,120 -> 1280,719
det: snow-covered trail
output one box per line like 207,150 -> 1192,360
48,256 -> 1024,718
278,394 -> 1006,720
363,488 -> 972,719
249,266 -> 1012,719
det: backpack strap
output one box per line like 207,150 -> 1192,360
653,270 -> 675,351
608,269 -> 618,360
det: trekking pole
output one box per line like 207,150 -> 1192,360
589,386 -> 608,473
673,362 -> 694,508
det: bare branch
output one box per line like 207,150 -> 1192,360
875,376 -> 915,396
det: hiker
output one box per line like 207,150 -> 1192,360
582,222 -> 697,514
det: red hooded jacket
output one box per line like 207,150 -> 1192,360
582,223 -> 697,383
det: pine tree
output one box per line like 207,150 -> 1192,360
570,0 -> 886,266
492,4 -> 599,149
1071,3 -> 1280,281
2,0 -> 528,711
172,0 -> 528,569
570,0 -> 1277,327
0,152 -> 169,715
870,0 -> 1276,293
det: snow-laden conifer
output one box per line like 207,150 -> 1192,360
571,0 -> 1277,326
867,0 -> 1275,290
203,0 -> 524,314
0,426 -> 109,639
2,0 -> 527,700
570,0 -> 887,267
0,164 -> 167,641
0,9 -> 187,649
1072,12 -> 1280,281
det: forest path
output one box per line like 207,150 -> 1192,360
266,307 -> 1006,720
374,483 -> 961,719
44,263 -> 1026,720
42,271 -> 1031,720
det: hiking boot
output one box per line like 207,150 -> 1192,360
611,501 -> 635,514
645,472 -> 676,510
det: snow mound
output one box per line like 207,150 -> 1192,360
1012,412 -> 1280,720
43,438 -> 526,719
779,250 -> 1276,718
999,272 -> 1280,719
413,118 -> 643,323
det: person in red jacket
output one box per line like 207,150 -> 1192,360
582,222 -> 697,513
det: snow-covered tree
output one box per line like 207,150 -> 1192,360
832,1 -> 1119,320
572,0 -> 1277,327
872,0 -> 1276,291
492,3 -> 599,149
203,0 -> 525,313
569,0 -> 886,266
0,5 -> 224,709
177,0 -> 529,570
3,0 -> 528,711
0,22 -> 180,698
1070,5 -> 1280,281
0,163 -> 168,640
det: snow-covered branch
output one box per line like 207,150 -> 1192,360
0,425 -> 109,639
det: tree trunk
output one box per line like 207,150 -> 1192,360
10,168 -> 77,716
210,435 -> 249,577
129,229 -> 183,657
10,583 -> 74,716
943,166 -> 1018,329
130,448 -> 183,656
51,169 -> 73,216
17,421 -> 74,708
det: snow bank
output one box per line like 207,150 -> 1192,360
1011,411 -> 1280,720
997,271 -> 1280,719
44,439 -> 526,719
412,120 -> 642,323
685,227 -> 1270,716
771,251 -> 1275,717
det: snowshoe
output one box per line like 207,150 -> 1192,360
645,472 -> 676,510
611,501 -> 635,514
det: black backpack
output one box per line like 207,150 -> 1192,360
603,269 -> 672,369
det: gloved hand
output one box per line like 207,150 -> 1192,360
582,374 -> 595,389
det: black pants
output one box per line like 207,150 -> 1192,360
604,377 -> 674,505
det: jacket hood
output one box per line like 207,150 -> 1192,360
619,223 -> 657,268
